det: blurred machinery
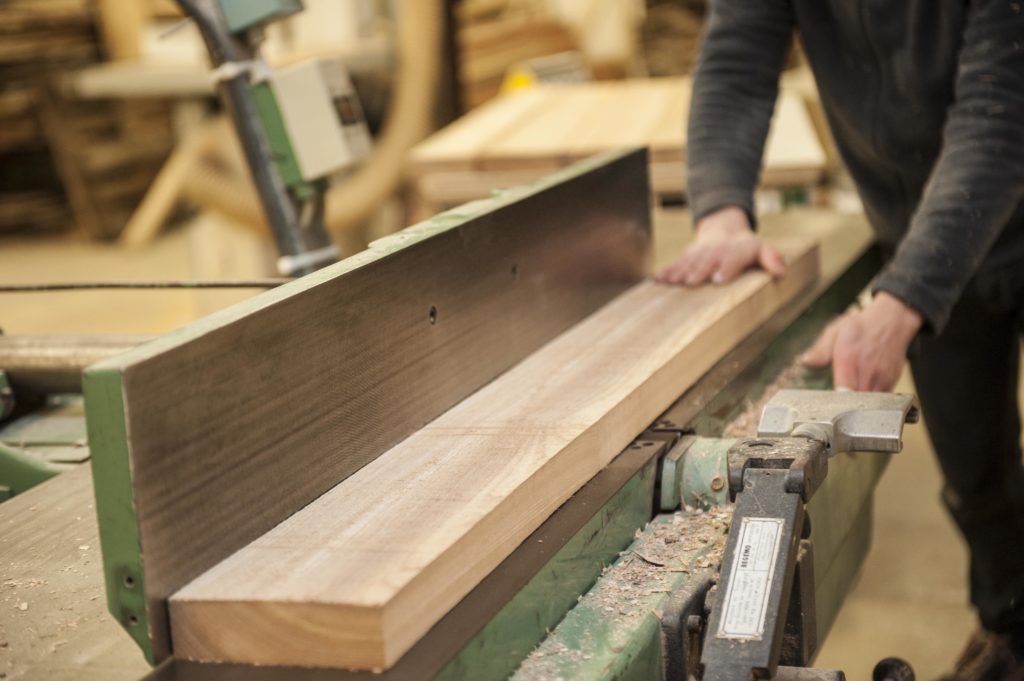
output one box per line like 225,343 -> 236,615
176,0 -> 373,275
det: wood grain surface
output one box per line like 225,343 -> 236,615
169,238 -> 820,670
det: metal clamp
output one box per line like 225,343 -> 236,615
757,389 -> 919,454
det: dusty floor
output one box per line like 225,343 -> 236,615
0,211 -> 978,679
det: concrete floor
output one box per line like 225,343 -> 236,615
0,213 -> 978,679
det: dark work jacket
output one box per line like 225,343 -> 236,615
686,0 -> 1024,333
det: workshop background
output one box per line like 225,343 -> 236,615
0,0 -> 977,678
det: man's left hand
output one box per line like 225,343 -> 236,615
802,292 -> 923,392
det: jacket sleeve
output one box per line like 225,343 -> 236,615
874,0 -> 1024,334
686,0 -> 795,227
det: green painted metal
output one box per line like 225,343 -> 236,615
660,436 -> 733,512
0,396 -> 90,497
658,438 -> 688,511
0,396 -> 89,459
679,437 -> 733,511
249,81 -> 307,192
83,368 -> 153,663
0,442 -> 60,498
218,0 -> 302,33
805,452 -> 887,647
813,497 -> 874,648
436,457 -> 657,681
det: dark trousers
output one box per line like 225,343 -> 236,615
909,270 -> 1024,634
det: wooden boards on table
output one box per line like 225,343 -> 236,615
407,77 -> 827,213
168,238 -> 820,670
84,149 -> 652,664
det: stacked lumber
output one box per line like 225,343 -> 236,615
0,0 -> 97,233
456,0 -> 578,108
39,95 -> 175,239
407,78 -> 828,217
0,0 -> 175,237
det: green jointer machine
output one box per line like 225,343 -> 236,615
0,4 -> 919,681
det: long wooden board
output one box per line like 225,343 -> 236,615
168,238 -> 819,670
84,150 -> 652,664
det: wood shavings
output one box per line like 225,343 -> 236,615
629,550 -> 665,567
722,358 -> 810,438
514,506 -> 733,680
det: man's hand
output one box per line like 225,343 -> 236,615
655,206 -> 787,286
802,292 -> 923,391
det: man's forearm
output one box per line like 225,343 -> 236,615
686,0 -> 794,225
874,0 -> 1024,334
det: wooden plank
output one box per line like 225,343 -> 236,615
481,85 -> 608,170
763,91 -> 828,175
408,88 -> 550,173
168,238 -> 819,670
565,80 -> 678,162
84,150 -> 652,664
648,78 -> 690,162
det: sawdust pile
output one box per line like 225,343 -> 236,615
514,506 -> 732,680
722,359 -> 810,438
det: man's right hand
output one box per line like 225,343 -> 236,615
655,206 -> 787,286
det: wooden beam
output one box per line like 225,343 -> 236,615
84,150 -> 651,663
168,238 -> 819,670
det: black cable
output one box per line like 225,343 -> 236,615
0,280 -> 292,292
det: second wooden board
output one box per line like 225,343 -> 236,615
169,238 -> 819,670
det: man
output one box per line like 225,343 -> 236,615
656,2 -> 1024,679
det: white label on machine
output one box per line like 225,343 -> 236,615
717,516 -> 784,640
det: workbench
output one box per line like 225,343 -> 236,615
407,78 -> 829,220
0,202 -> 876,681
